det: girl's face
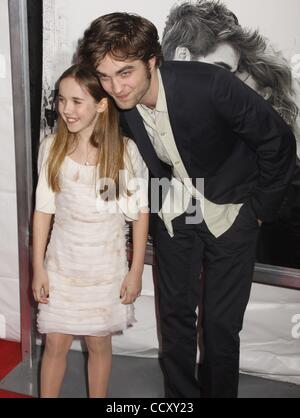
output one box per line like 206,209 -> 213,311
236,71 -> 258,92
58,76 -> 101,138
236,71 -> 272,101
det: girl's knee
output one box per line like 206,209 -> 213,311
85,335 -> 111,355
44,333 -> 73,358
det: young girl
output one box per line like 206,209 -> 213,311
32,64 -> 149,398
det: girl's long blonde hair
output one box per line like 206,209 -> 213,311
47,64 -> 126,198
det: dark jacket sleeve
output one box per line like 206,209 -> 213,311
210,69 -> 296,221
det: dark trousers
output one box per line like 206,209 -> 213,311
154,203 -> 260,398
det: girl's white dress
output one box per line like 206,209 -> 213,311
35,135 -> 148,337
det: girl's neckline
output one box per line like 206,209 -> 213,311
66,155 -> 97,168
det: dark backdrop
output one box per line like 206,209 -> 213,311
27,0 -> 43,185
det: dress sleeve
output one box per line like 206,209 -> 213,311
126,139 -> 149,209
35,135 -> 56,214
117,139 -> 149,221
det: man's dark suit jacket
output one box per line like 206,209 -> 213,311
120,61 -> 296,222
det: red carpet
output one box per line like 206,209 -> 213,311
0,339 -> 22,380
0,390 -> 32,398
0,339 -> 32,398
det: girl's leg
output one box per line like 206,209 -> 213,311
40,333 -> 74,398
84,335 -> 112,398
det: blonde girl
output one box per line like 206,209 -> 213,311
32,64 -> 149,398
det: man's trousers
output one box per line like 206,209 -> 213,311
154,202 -> 260,398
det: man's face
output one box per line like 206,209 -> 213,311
197,42 -> 240,73
97,54 -> 155,109
175,41 -> 240,73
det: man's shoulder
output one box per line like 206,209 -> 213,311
160,61 -> 238,99
160,60 -> 224,77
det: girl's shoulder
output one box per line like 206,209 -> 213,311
122,137 -> 148,179
123,136 -> 141,158
123,136 -> 132,147
38,134 -> 56,170
123,137 -> 142,167
40,133 -> 56,149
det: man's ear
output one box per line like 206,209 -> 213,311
97,98 -> 108,113
174,47 -> 192,61
148,56 -> 157,71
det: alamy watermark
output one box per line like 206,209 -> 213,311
291,314 -> 300,339
96,173 -> 205,224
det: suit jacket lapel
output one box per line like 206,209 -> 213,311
125,107 -> 170,177
160,64 -> 191,172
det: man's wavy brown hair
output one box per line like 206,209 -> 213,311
77,12 -> 163,68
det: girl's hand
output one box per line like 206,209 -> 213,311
120,270 -> 142,305
32,267 -> 50,304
